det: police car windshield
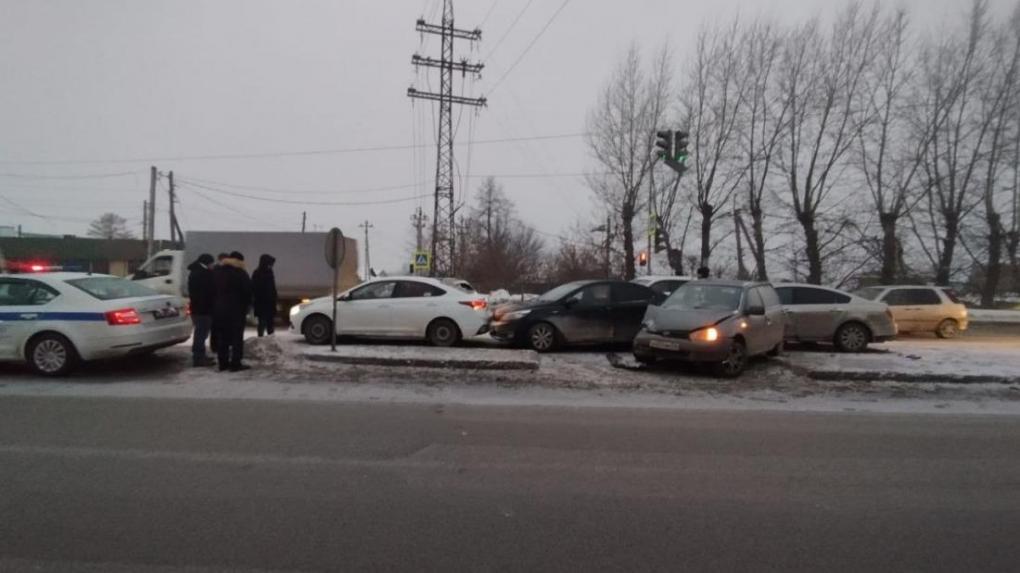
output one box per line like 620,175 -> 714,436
67,277 -> 159,301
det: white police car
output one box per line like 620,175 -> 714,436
0,273 -> 190,376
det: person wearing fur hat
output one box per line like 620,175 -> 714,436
212,251 -> 252,372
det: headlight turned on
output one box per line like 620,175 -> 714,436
689,326 -> 720,343
289,304 -> 303,316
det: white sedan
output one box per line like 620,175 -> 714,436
0,273 -> 190,376
290,277 -> 490,346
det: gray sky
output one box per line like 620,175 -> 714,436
0,0 -> 1012,273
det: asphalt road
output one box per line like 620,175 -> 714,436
2,397 -> 1020,572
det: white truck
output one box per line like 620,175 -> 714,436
131,231 -> 359,312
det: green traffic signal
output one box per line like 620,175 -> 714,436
673,131 -> 690,162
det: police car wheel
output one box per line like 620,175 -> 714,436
27,334 -> 79,377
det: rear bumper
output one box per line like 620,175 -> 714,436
77,322 -> 192,360
633,330 -> 730,362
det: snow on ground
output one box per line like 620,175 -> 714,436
1,332 -> 1019,415
970,309 -> 1020,323
784,338 -> 1020,383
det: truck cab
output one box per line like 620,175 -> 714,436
131,250 -> 185,297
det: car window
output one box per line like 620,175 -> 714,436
883,288 -> 941,306
758,286 -> 782,308
776,287 -> 793,305
856,287 -> 884,301
393,281 -> 445,298
941,288 -> 962,304
66,277 -> 158,300
349,281 -> 396,301
613,282 -> 653,303
745,288 -> 764,310
664,284 -> 743,312
791,286 -> 850,305
0,278 -> 60,306
538,281 -> 587,302
567,284 -> 611,307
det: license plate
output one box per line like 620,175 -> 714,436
153,307 -> 180,319
649,339 -> 681,351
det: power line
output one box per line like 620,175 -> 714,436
0,170 -> 143,180
487,0 -> 572,95
178,180 -> 432,207
0,132 -> 586,166
483,0 -> 536,61
177,176 -> 426,196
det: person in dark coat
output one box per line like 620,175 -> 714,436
251,254 -> 278,337
187,253 -> 216,367
209,252 -> 231,354
212,251 -> 252,372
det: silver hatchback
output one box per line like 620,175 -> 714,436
775,283 -> 897,352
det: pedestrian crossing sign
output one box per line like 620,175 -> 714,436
413,250 -> 430,271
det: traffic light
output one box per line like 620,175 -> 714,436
673,131 -> 690,162
655,130 -> 674,160
638,250 -> 649,267
654,229 -> 668,253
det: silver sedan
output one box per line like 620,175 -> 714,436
775,283 -> 897,352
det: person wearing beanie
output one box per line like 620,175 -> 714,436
212,251 -> 252,372
186,253 -> 216,367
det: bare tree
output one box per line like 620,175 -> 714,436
587,44 -> 672,280
855,9 -> 930,285
681,18 -> 750,268
455,179 -> 545,291
775,4 -> 881,284
87,213 -> 134,240
969,5 -> 1019,304
913,0 -> 1003,286
738,20 -> 789,280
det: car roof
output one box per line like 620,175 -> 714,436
633,275 -> 694,283
2,272 -> 115,282
689,279 -> 765,288
775,282 -> 848,292
865,285 -> 951,290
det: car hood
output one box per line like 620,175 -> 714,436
646,306 -> 738,331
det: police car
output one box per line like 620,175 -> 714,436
0,273 -> 190,376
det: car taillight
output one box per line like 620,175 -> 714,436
105,308 -> 141,326
459,299 -> 488,311
185,302 -> 192,316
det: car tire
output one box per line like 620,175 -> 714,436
834,322 -> 870,353
526,322 -> 559,353
427,318 -> 462,347
935,319 -> 959,339
712,339 -> 747,378
27,333 -> 79,377
302,315 -> 334,345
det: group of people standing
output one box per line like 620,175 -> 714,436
186,252 -> 278,371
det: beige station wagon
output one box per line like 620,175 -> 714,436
856,285 -> 968,338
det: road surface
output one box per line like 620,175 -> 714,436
2,396 -> 1019,572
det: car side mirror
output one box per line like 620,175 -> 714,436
746,305 -> 766,316
132,271 -> 149,280
338,293 -> 350,302
563,297 -> 579,308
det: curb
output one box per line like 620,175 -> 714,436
777,358 -> 1020,385
304,353 -> 540,371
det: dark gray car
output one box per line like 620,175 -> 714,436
775,283 -> 897,352
633,280 -> 785,377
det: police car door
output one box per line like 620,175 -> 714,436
0,277 -> 60,360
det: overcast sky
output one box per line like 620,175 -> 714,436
1,0 -> 1014,273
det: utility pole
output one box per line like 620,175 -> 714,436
408,0 -> 486,277
410,207 -> 428,251
147,166 -> 157,256
142,201 -> 149,245
359,220 -> 374,279
167,170 -> 183,245
301,212 -> 307,233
